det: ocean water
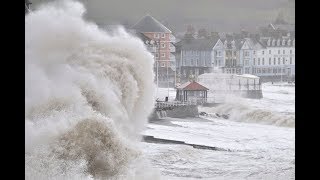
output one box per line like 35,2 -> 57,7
25,0 -> 294,179
144,83 -> 295,179
25,0 -> 160,179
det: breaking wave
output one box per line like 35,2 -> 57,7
25,0 -> 159,179
200,102 -> 295,128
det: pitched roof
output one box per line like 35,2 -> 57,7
176,81 -> 209,91
178,38 -> 219,51
244,38 -> 266,49
135,32 -> 152,42
269,23 -> 295,32
131,15 -> 171,33
259,37 -> 295,47
224,39 -> 244,50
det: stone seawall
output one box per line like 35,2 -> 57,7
149,105 -> 199,120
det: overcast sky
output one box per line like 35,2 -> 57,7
31,0 -> 295,33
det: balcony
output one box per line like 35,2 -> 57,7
146,45 -> 156,53
170,54 -> 176,61
170,61 -> 176,71
170,34 -> 176,43
169,44 -> 176,52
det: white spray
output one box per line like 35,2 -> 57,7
25,0 -> 159,179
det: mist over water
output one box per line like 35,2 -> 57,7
200,101 -> 295,127
25,0 -> 159,179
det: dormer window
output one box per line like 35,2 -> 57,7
272,39 -> 275,46
267,39 -> 271,46
288,39 -> 291,46
282,39 -> 286,46
161,33 -> 165,38
231,40 -> 235,48
277,39 -> 280,46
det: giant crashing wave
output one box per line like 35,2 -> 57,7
25,0 -> 160,179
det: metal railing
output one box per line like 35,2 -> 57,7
155,100 -> 197,109
169,45 -> 176,52
170,35 -> 176,42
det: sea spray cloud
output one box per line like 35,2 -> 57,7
25,0 -> 158,179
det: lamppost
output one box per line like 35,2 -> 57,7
167,54 -> 169,99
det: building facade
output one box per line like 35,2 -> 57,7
252,37 -> 295,81
131,15 -> 176,87
212,39 -> 225,71
222,39 -> 243,74
175,37 -> 220,82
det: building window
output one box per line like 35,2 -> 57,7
262,51 -> 264,55
155,53 -> 159,58
283,50 -> 285,54
269,58 -> 271,65
161,43 -> 166,48
161,53 -> 165,57
191,59 -> 193,66
161,62 -> 165,67
283,58 -> 285,64
258,58 -> 260,65
269,50 -> 271,54
278,50 -> 280,54
278,58 -> 280,65
262,58 -> 264,65
245,51 -> 249,57
245,60 -> 249,66
274,58 -> 276,65
290,50 -> 292,54
154,33 -> 160,38
161,33 -> 165,38
253,58 -> 255,65
290,57 -> 292,64
257,68 -> 261,73
253,51 -> 256,55
196,59 -> 200,66
218,51 -> 221,56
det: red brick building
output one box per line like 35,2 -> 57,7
131,15 -> 176,87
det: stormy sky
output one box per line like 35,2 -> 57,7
30,0 -> 295,33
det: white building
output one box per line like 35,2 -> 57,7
212,39 -> 225,71
253,37 -> 295,81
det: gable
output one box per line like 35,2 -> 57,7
213,39 -> 224,50
242,41 -> 250,50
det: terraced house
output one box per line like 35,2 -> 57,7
221,39 -> 243,74
175,36 -> 220,82
255,37 -> 295,81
